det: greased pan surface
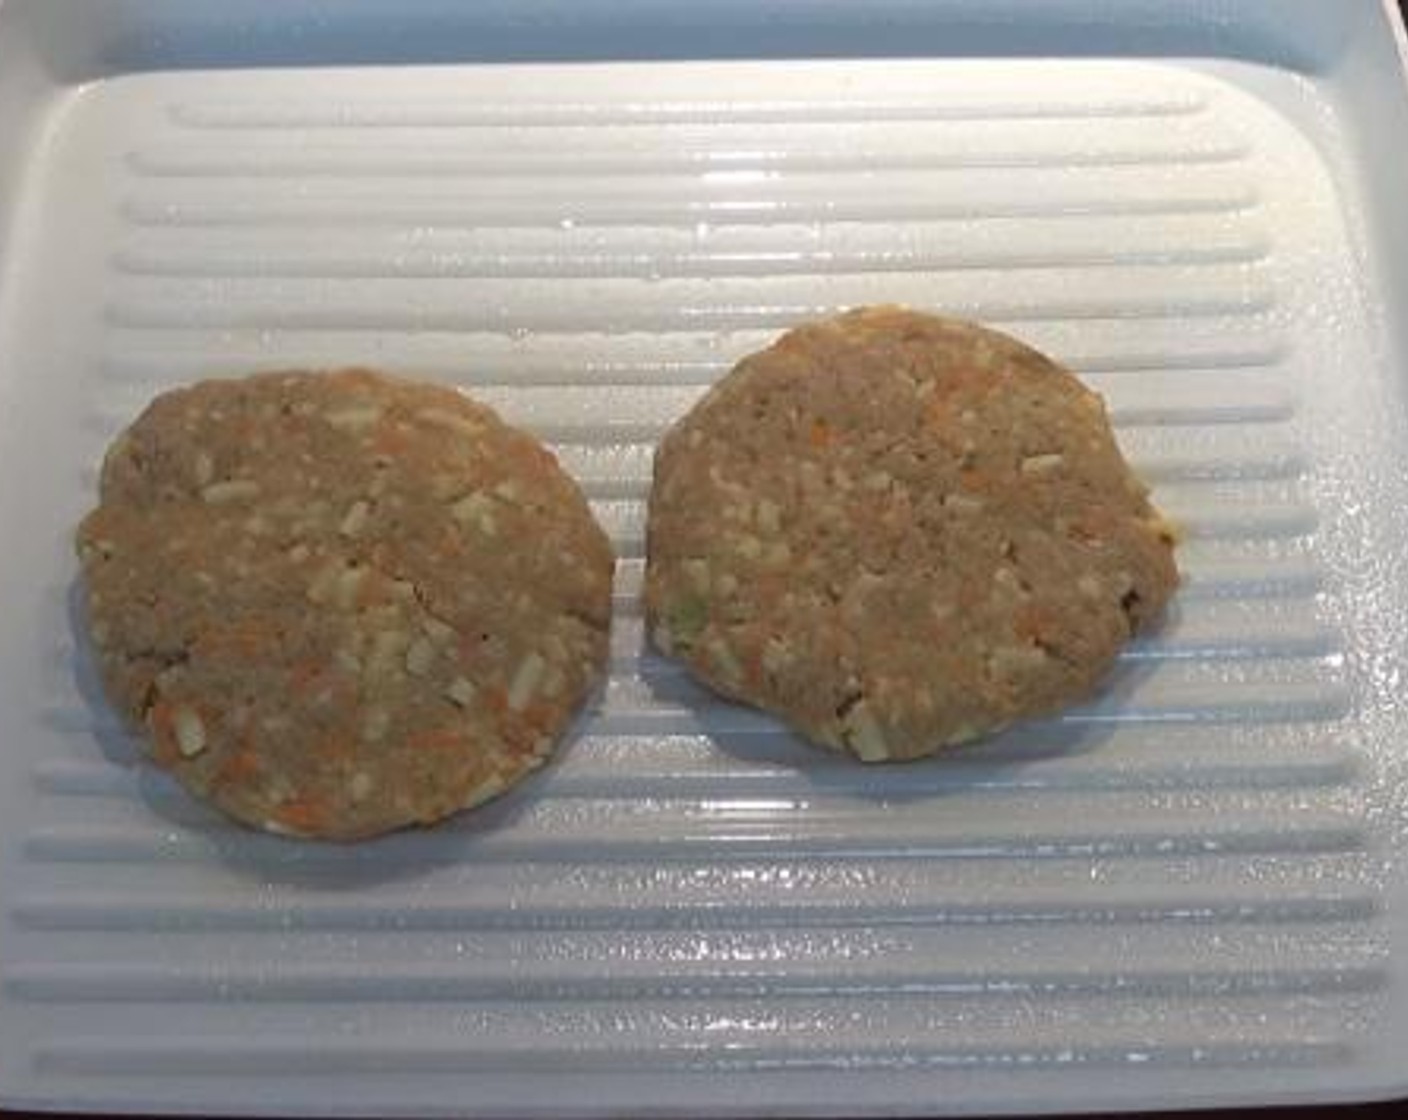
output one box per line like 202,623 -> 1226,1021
1,2 -> 1407,1114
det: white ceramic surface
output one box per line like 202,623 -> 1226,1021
1,2 -> 1407,1114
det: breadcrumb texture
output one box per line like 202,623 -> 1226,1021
645,307 -> 1177,762
76,369 -> 614,839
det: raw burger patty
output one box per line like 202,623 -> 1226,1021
76,369 -> 614,839
645,306 -> 1178,762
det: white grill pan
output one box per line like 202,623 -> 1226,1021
2,1 -> 1407,1114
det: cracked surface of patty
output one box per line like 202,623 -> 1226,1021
76,369 -> 614,839
645,307 -> 1178,762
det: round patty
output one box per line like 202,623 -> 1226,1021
76,369 -> 614,839
645,307 -> 1178,762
